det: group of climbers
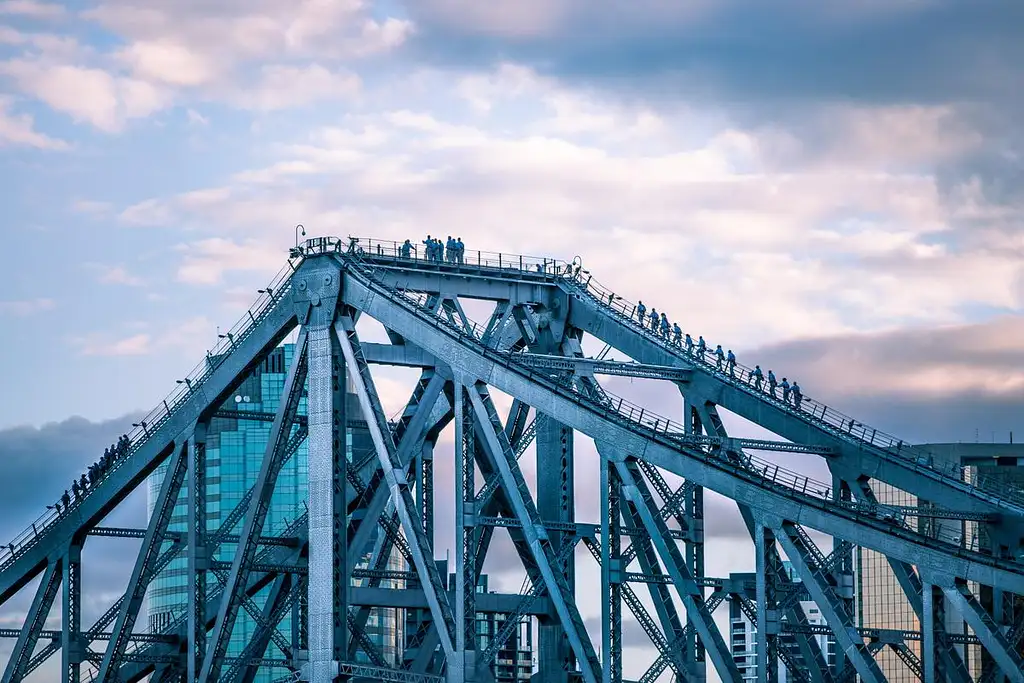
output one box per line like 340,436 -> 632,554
414,235 -> 466,264
630,300 -> 805,411
53,434 -> 130,515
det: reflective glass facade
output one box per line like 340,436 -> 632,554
146,343 -> 398,680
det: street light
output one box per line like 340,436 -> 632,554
294,224 -> 306,248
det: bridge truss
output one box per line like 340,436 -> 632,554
2,235 -> 1024,683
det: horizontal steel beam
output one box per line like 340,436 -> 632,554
350,587 -> 557,617
0,630 -> 176,643
211,409 -> 308,426
511,352 -> 693,381
88,527 -> 300,545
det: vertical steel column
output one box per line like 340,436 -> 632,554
600,457 -> 622,683
830,478 -> 853,678
923,581 -> 935,683
188,425 -> 208,683
755,523 -> 770,683
62,541 -> 82,683
307,322 -> 348,682
453,385 -> 475,680
536,417 -> 575,683
685,398 -> 706,681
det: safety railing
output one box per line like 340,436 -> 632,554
343,252 -> 1012,563
331,236 -> 1024,510
0,256 -> 303,573
303,235 -> 571,280
559,272 -> 1024,510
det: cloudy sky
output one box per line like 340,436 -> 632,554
2,0 -> 1024,679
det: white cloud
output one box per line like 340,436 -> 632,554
0,96 -> 69,149
0,0 -> 64,20
0,298 -> 55,316
0,59 -> 169,132
71,315 -> 215,357
87,264 -> 146,287
75,332 -> 152,356
0,0 -> 408,130
100,66 -> 1024,350
175,238 -> 287,285
225,64 -> 361,111
185,108 -> 208,125
71,199 -> 113,215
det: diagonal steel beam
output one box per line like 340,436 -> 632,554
335,318 -> 458,662
97,438 -> 189,682
612,456 -> 742,683
941,578 -> 1024,683
467,381 -> 601,683
2,557 -> 62,683
773,521 -> 886,683
595,446 -> 689,679
198,329 -> 309,683
694,400 -> 831,683
346,372 -> 446,574
222,574 -> 300,683
850,478 -> 973,683
187,424 -> 208,683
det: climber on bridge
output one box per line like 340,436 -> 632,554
685,332 -> 693,354
446,236 -> 456,263
673,323 -> 682,346
636,300 -> 646,325
649,308 -> 659,332
792,381 -> 803,409
768,370 -> 777,397
660,312 -> 670,337
62,489 -> 70,510
400,239 -> 413,258
455,237 -> 465,264
751,365 -> 764,390
697,335 -> 706,357
726,349 -> 737,377
715,344 -> 725,370
781,377 -> 791,403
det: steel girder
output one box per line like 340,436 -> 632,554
355,249 -> 1024,520
198,328 -> 310,683
8,245 -> 1024,683
336,317 -> 459,665
0,286 -> 300,607
466,381 -> 601,682
340,264 -> 1024,593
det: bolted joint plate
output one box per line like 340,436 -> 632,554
293,262 -> 343,327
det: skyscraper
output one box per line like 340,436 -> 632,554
147,343 -> 399,681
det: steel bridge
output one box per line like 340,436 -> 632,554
2,235 -> 1024,683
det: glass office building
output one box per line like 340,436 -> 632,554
147,343 -> 399,680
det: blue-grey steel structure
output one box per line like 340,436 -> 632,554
1,235 -> 1024,683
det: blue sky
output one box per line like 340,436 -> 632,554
2,1 -> 1024,678
2,0 -> 1023,428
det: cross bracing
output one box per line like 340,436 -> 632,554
1,235 -> 1022,683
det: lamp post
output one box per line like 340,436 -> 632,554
294,223 -> 306,248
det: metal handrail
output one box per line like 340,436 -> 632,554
334,234 -> 1024,512
343,251 -> 1021,566
559,272 -> 1024,510
0,257 -> 303,572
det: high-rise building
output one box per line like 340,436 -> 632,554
474,575 -> 534,682
728,565 -> 835,683
146,343 -> 400,681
